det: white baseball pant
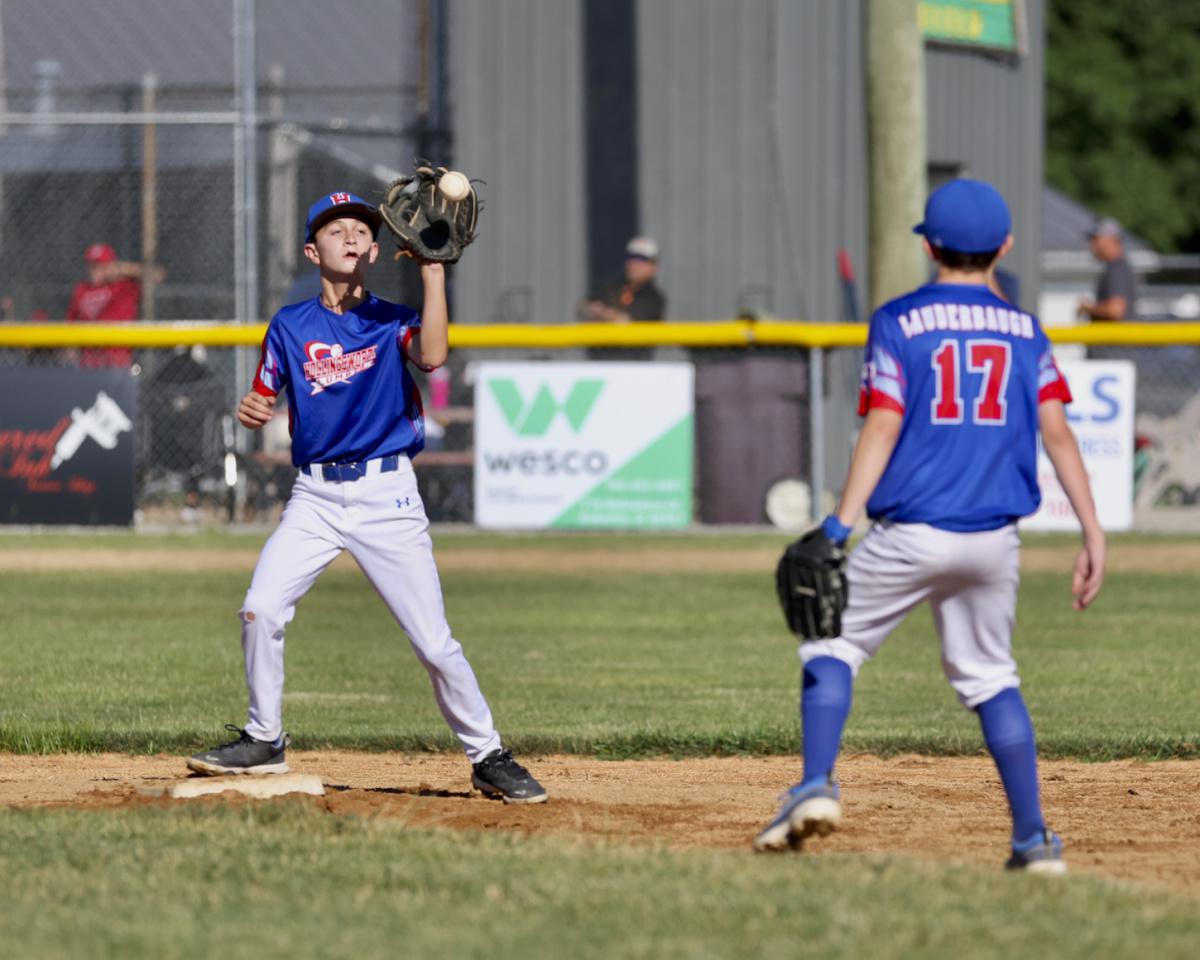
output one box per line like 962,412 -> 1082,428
239,454 -> 503,762
801,521 -> 1022,708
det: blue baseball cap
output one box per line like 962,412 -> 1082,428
304,191 -> 383,243
912,179 -> 1012,254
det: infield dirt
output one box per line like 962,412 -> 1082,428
3,751 -> 1197,896
2,538 -> 1200,575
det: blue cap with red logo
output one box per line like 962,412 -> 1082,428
304,191 -> 383,243
912,179 -> 1012,254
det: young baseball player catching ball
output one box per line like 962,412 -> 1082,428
188,190 -> 547,804
758,179 -> 1104,872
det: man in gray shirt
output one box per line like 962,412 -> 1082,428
1078,217 -> 1137,322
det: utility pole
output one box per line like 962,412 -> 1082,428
866,0 -> 927,309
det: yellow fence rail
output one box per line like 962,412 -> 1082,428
6,318 -> 1196,528
3,320 -> 1200,350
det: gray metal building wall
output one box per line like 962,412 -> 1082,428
636,1 -> 868,323
926,1 -> 1044,311
450,1 -> 1043,326
448,0 -> 1045,502
633,1 -> 876,506
449,0 -> 586,325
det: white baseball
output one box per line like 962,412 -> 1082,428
438,170 -> 471,202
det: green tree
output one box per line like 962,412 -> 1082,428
1046,1 -> 1200,252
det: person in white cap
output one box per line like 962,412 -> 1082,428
582,235 -> 667,324
1077,217 -> 1136,322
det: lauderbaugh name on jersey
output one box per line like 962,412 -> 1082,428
895,303 -> 1036,341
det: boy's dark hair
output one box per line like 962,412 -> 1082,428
930,246 -> 1002,270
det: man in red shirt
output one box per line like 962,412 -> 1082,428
66,243 -> 163,368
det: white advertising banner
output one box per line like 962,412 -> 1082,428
1023,359 -> 1136,532
473,362 -> 694,529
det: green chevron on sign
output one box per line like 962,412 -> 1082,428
488,378 -> 605,437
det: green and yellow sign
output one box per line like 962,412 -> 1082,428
475,363 -> 694,530
919,0 -> 1022,53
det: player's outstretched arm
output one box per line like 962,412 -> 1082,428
1039,399 -> 1106,609
237,390 -> 275,431
832,407 -> 903,528
408,262 -> 448,369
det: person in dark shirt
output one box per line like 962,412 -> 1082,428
582,236 -> 667,323
1078,217 -> 1136,322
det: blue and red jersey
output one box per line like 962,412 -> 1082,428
252,294 -> 430,466
858,282 -> 1072,532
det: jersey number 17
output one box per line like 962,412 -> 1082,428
930,338 -> 1011,426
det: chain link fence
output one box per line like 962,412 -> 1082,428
1091,343 -> 1200,514
0,343 -> 828,528
0,0 -> 441,523
5,338 -> 1200,529
2,2 -> 1198,529
0,106 -> 422,332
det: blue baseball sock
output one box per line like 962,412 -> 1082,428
976,687 -> 1045,843
801,656 -> 853,785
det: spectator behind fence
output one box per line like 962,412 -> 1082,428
66,242 -> 165,367
581,236 -> 667,324
1077,217 -> 1137,323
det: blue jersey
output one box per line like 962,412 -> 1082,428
858,282 -> 1071,532
251,294 -> 429,466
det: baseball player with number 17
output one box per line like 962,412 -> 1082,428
757,179 -> 1105,872
187,190 -> 547,804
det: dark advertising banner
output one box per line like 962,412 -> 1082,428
0,367 -> 136,525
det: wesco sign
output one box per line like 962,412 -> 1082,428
473,362 -> 694,529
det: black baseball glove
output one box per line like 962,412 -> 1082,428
379,161 -> 480,263
775,528 -> 849,640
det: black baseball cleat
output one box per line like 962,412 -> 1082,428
471,748 -> 548,804
187,724 -> 291,776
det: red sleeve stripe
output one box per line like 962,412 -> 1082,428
859,387 -> 905,416
1038,378 -> 1073,404
251,336 -> 279,397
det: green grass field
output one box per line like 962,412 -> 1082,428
0,531 -> 1195,760
1,530 -> 1197,958
2,803 -> 1196,960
